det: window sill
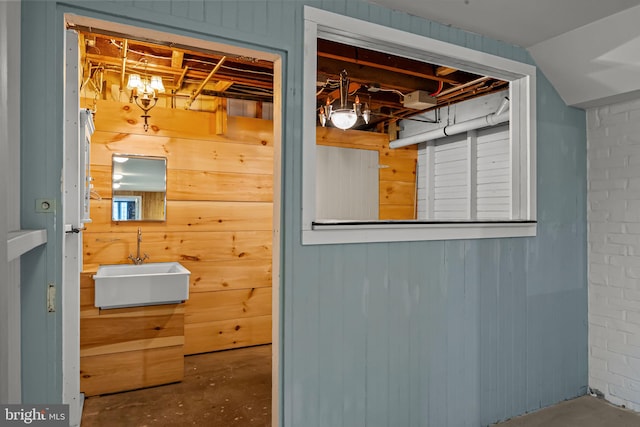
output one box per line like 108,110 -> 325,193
302,221 -> 536,245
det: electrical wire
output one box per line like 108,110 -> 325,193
366,86 -> 405,99
430,81 -> 444,97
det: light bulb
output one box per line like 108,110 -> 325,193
330,109 -> 358,130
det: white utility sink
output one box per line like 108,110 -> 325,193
93,262 -> 191,309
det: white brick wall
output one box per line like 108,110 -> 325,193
588,99 -> 640,412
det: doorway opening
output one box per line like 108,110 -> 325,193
63,14 -> 282,427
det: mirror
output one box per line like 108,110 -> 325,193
111,154 -> 167,221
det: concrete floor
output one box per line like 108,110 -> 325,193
81,344 -> 272,427
493,395 -> 640,427
80,345 -> 640,427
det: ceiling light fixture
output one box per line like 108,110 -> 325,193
127,72 -> 165,132
319,69 -> 370,130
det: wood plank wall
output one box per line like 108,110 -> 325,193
80,99 -> 416,358
316,127 -> 417,219
81,99 -> 274,355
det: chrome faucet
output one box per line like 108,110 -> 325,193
128,227 -> 149,265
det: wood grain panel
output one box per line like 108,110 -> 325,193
317,126 -> 389,150
91,131 -> 274,174
185,287 -> 272,324
91,167 -> 273,203
86,200 -> 273,233
225,116 -> 274,146
379,180 -> 416,206
90,166 -> 112,199
183,259 -> 272,292
92,101 -> 216,139
83,231 -> 272,269
379,146 -> 418,160
379,204 -> 416,220
184,315 -> 272,355
80,309 -> 184,357
379,157 -> 417,182
87,99 -> 273,145
80,346 -> 184,397
168,169 -> 273,202
80,272 -> 99,317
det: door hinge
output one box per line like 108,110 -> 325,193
47,283 -> 56,312
64,224 -> 86,234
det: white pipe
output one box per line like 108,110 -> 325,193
390,98 -> 510,149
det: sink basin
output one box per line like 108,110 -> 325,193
93,262 -> 191,309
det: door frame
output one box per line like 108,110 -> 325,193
62,13 -> 283,426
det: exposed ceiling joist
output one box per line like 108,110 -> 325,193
76,28 -> 508,133
119,39 -> 128,92
318,39 -> 458,85
185,56 -> 227,110
171,50 -> 184,86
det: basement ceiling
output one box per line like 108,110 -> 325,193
76,27 -> 507,132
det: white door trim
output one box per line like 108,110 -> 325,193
62,14 -> 283,426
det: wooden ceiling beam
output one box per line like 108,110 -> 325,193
85,53 -> 272,90
318,51 -> 458,85
171,50 -> 184,69
90,32 -> 273,72
318,39 -> 459,85
171,50 -> 184,87
318,56 -> 439,94
436,66 -> 457,77
175,66 -> 189,90
212,81 -> 234,92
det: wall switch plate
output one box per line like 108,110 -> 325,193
36,198 -> 56,213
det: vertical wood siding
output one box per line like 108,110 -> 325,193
20,1 -> 587,425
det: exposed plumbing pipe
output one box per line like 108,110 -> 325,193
389,97 -> 510,149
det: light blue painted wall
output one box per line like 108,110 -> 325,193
19,1 -> 587,425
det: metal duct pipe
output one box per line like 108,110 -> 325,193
389,97 -> 510,149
